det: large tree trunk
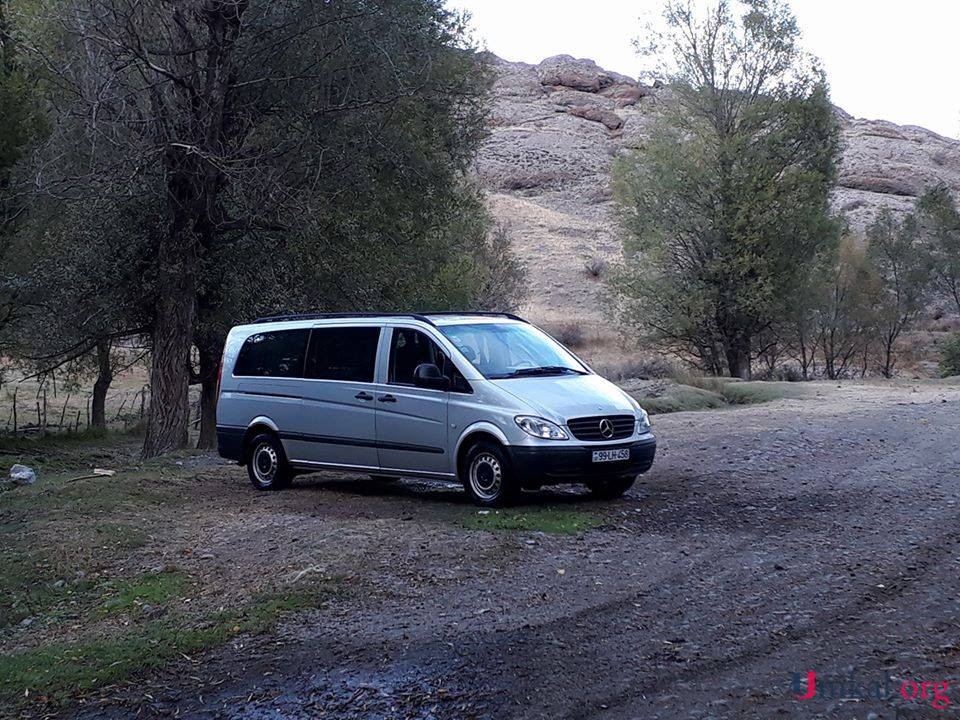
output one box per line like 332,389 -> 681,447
91,338 -> 112,430
142,232 -> 196,458
724,338 -> 752,380
196,335 -> 224,450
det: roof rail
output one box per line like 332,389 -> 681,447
252,312 -> 435,325
422,311 -> 527,323
251,311 -> 528,325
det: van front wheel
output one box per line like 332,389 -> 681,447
462,441 -> 517,507
247,433 -> 293,491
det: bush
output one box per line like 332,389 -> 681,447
940,333 -> 960,377
753,364 -> 805,382
552,323 -> 586,348
584,256 -> 608,279
599,356 -> 679,381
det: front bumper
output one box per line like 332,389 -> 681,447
506,436 -> 657,487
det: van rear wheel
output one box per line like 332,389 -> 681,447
247,433 -> 293,491
462,441 -> 517,507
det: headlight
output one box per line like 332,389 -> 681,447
515,416 -> 569,440
636,408 -> 651,434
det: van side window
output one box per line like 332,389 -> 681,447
234,329 -> 309,377
389,328 -> 471,392
305,326 -> 380,382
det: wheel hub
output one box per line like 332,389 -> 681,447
469,453 -> 502,500
252,442 -> 278,485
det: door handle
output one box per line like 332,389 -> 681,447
378,394 -> 397,403
354,391 -> 373,401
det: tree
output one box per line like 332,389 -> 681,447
13,0 -> 498,454
0,0 -> 45,341
866,210 -> 933,378
814,236 -> 880,380
1,194 -> 156,427
917,186 -> 960,316
612,0 -> 840,378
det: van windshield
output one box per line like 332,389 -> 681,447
437,323 -> 588,379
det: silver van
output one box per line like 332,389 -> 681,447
216,312 -> 656,506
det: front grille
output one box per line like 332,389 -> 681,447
566,414 -> 634,442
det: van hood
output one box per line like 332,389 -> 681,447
490,373 -> 635,423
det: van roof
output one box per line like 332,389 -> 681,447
247,311 -> 526,328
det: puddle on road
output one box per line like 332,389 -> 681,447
220,660 -> 486,720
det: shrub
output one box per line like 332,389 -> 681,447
553,323 -> 586,348
753,364 -> 805,382
584,256 -> 608,279
600,356 -> 679,381
940,333 -> 960,377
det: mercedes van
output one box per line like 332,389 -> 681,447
216,312 -> 656,506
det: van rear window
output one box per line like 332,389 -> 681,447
233,329 -> 309,377
305,327 -> 380,382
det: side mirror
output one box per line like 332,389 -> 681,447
413,363 -> 450,391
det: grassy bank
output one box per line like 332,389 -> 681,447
622,377 -> 808,415
0,432 -> 337,712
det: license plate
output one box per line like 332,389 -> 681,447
592,448 -> 630,463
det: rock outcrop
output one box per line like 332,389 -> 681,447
474,54 -> 960,326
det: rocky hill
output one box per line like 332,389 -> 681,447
475,54 -> 960,329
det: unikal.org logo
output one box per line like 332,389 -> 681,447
793,669 -> 951,711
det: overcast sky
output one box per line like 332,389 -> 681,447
448,0 -> 960,139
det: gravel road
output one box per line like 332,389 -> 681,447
73,382 -> 960,720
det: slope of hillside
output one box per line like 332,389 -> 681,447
476,54 -> 960,329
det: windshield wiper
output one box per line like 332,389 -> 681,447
501,366 -> 586,378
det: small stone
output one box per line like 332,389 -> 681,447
9,464 -> 37,485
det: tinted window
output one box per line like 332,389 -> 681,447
389,328 -> 471,392
234,330 -> 309,377
305,326 -> 380,382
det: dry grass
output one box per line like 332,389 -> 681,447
0,363 -> 150,437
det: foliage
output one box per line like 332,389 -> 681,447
866,209 -> 934,378
940,333 -> 960,378
5,0 -> 518,453
917,186 -> 960,315
0,1 -> 46,339
806,235 -> 880,380
552,322 -> 586,348
613,0 -> 840,379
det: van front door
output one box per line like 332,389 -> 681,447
294,325 -> 382,470
375,327 -> 451,477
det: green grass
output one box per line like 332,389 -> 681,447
0,585 -> 336,706
462,508 -> 602,535
0,435 -> 198,630
716,380 -> 806,405
626,377 -> 808,415
98,571 -> 192,615
639,384 -> 727,414
0,431 -> 344,711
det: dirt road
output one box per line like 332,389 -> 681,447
72,382 -> 960,720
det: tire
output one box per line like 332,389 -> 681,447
588,475 -> 636,500
461,440 -> 518,507
246,432 -> 293,491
